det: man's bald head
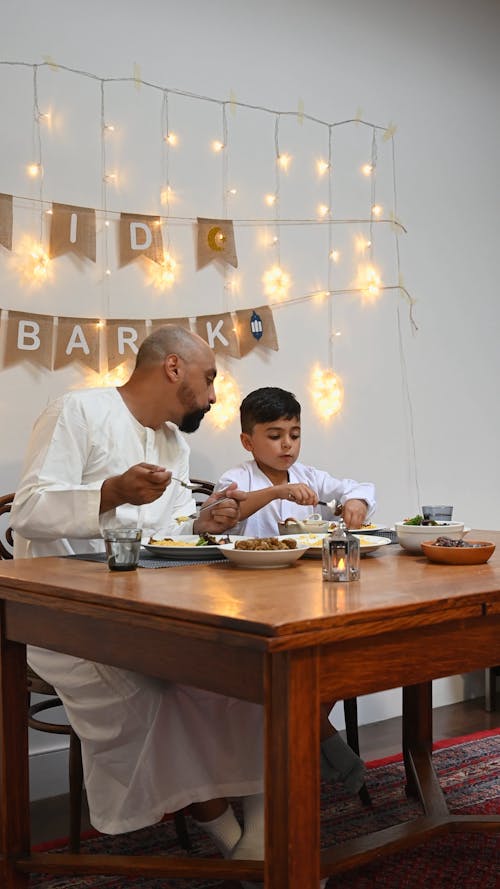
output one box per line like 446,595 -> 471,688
135,325 -> 210,369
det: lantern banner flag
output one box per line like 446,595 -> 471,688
195,313 -> 240,358
196,218 -> 238,270
235,305 -> 279,356
0,194 -> 13,251
54,317 -> 101,372
106,319 -> 148,371
119,214 -> 163,267
3,310 -> 53,369
49,203 -> 96,262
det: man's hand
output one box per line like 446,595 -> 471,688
100,463 -> 172,513
193,483 -> 248,534
342,498 -> 369,529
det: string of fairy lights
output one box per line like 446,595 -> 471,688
0,59 -> 418,439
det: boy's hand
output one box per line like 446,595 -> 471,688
342,498 -> 369,529
282,483 -> 318,506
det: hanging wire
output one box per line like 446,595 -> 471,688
31,65 -> 44,241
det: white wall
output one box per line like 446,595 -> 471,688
2,0 -> 499,799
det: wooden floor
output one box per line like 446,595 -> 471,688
30,692 -> 500,846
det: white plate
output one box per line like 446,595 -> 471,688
216,539 -> 309,569
290,533 -> 393,558
329,523 -> 389,534
143,534 -> 237,560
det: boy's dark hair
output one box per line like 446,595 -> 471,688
240,387 -> 301,434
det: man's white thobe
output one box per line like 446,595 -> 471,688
12,388 -> 263,834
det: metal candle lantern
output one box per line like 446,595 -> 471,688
322,519 -> 360,582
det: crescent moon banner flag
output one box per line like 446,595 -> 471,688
196,217 -> 238,270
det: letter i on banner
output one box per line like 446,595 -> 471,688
3,311 -> 53,369
49,203 -> 96,261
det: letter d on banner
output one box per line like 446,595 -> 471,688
119,213 -> 163,267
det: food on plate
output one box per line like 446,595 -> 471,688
149,533 -> 230,547
328,522 -> 378,531
403,514 -> 438,526
234,537 -> 297,551
433,536 -> 477,548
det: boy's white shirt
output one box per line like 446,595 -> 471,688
215,459 -> 376,537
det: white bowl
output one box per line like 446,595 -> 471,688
277,517 -> 330,535
395,521 -> 465,553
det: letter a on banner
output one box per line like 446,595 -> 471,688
49,203 -> 96,261
54,317 -> 101,371
119,214 -> 163,267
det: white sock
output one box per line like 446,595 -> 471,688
194,804 -> 242,858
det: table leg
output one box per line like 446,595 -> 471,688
0,610 -> 30,889
402,682 -> 449,817
264,646 -> 321,889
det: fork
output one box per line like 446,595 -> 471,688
289,493 -> 339,513
170,476 -> 201,491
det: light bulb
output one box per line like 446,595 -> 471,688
27,163 -> 41,178
228,187 -> 237,196
212,140 -> 225,152
165,132 -> 177,146
104,172 -> 118,183
372,204 -> 383,217
317,159 -> 330,176
104,123 -> 115,132
208,372 -> 241,429
329,249 -> 340,263
263,264 -> 291,300
310,366 -> 344,420
265,193 -> 276,206
317,204 -> 329,218
277,153 -> 291,171
361,163 -> 373,176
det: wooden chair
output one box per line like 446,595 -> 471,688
0,492 -> 192,853
485,666 -> 499,712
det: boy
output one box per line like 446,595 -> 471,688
216,386 -> 377,797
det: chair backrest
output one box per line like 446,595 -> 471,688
0,493 -> 14,560
189,479 -> 215,509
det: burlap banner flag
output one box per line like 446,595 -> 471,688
196,218 -> 238,270
49,203 -> 96,261
4,311 -> 53,369
119,214 -> 163,267
106,319 -> 148,371
54,317 -> 101,372
195,313 -> 240,357
150,317 -> 191,334
234,306 -> 279,356
0,194 -> 13,251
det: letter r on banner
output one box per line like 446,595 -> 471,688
118,327 -> 139,355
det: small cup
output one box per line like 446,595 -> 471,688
421,505 -> 454,522
104,529 -> 142,571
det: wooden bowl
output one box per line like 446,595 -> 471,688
421,540 -> 496,565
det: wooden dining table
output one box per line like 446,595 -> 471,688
1,531 -> 500,888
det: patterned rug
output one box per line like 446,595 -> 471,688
30,729 -> 500,888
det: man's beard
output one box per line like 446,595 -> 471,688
179,406 -> 207,433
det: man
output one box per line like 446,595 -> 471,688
11,325 -> 264,864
